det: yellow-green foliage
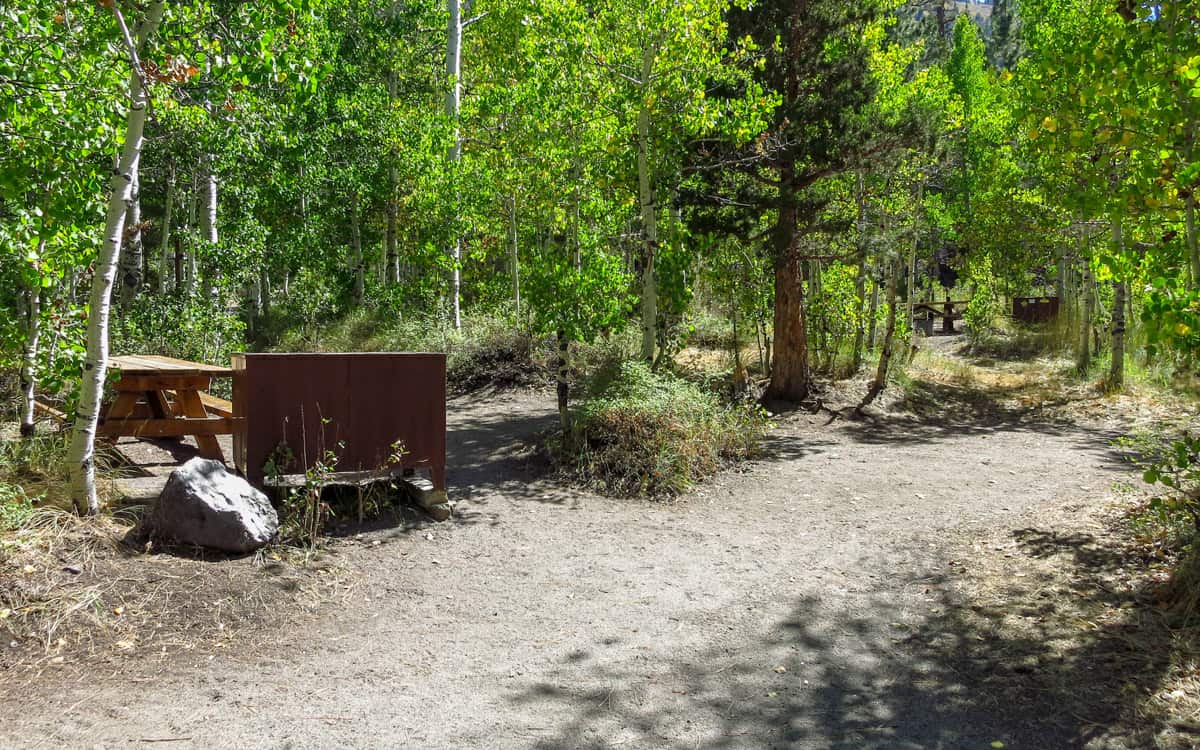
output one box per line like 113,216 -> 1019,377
809,263 -> 863,373
964,253 -> 1004,336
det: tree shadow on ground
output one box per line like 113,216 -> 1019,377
442,397 -> 591,530
508,532 -> 1179,749
827,377 -> 1133,474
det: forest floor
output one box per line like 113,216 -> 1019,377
1,334 -> 1197,749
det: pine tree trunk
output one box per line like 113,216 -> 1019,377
19,276 -> 43,437
637,45 -> 659,363
69,1 -> 165,515
858,259 -> 899,413
765,178 -> 809,402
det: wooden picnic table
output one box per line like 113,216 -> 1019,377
912,299 -> 968,334
98,355 -> 238,462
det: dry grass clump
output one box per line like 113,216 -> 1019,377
0,504 -> 357,678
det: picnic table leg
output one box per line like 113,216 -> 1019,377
145,390 -> 171,418
176,389 -> 225,462
144,390 -> 183,441
107,391 -> 141,420
99,391 -> 141,445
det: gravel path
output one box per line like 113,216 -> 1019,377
0,369 -> 1139,749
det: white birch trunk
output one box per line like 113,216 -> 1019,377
1078,263 -> 1094,374
1109,217 -> 1125,390
183,170 -> 197,292
508,193 -> 520,316
637,45 -> 658,363
19,267 -> 44,437
120,171 -> 142,304
385,71 -> 400,285
1186,193 -> 1199,292
867,271 -> 880,350
158,162 -> 175,294
446,0 -> 463,331
68,1 -> 165,515
351,192 -> 365,306
260,266 -> 271,315
201,153 -> 218,299
858,258 -> 899,414
851,172 -> 867,371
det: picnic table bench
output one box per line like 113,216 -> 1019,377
98,355 -> 239,462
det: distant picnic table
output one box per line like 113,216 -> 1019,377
98,355 -> 238,462
912,300 -> 968,334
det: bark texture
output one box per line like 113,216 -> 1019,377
637,45 -> 659,363
68,1 -> 165,514
19,280 -> 43,437
767,195 -> 810,402
1109,218 -> 1125,390
446,0 -> 463,330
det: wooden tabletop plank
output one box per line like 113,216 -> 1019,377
110,354 -> 233,376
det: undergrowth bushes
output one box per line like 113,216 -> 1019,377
273,307 -> 552,393
556,361 -> 769,497
112,292 -> 245,367
0,430 -> 71,533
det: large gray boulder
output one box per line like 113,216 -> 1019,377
153,458 -> 278,553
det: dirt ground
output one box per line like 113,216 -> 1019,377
0,336 -> 1192,749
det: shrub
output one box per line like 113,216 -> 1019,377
443,314 -> 551,393
272,307 -> 551,393
558,361 -> 769,497
963,254 -> 1004,338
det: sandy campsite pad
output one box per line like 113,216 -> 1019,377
1,342 -> 1191,749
